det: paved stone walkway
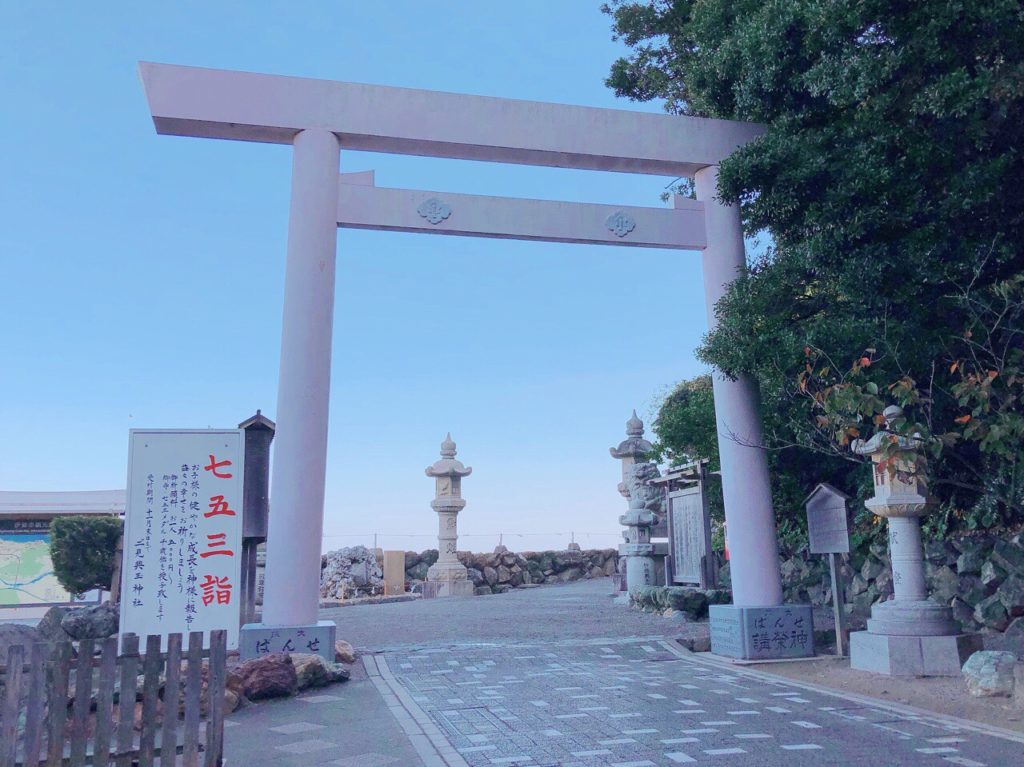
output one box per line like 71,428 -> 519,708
226,580 -> 1024,766
378,637 -> 1022,767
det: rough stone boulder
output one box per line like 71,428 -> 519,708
237,653 -> 298,700
928,566 -> 960,606
163,663 -> 247,715
406,561 -> 430,581
980,560 -> 1007,589
61,601 -> 119,640
223,667 -> 246,713
666,588 -> 709,619
975,593 -> 1010,631
321,545 -> 384,599
957,548 -> 987,575
992,537 -> 1024,576
558,567 -> 582,582
997,575 -> 1024,619
962,651 -> 1017,697
36,605 -> 75,643
292,653 -> 350,690
334,639 -> 357,664
0,623 -> 41,660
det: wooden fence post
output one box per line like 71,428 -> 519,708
1,644 -> 24,767
116,634 -> 140,767
205,630 -> 227,767
69,637 -> 96,764
21,643 -> 47,767
47,640 -> 72,766
93,636 -> 119,765
182,631 -> 204,767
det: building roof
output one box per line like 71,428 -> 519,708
0,489 -> 126,516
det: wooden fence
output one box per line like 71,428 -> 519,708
0,630 -> 227,767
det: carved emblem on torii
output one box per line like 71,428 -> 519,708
417,197 -> 453,225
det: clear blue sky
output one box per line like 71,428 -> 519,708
0,2 -> 715,553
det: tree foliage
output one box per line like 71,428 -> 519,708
49,515 -> 123,596
606,1 -> 1024,532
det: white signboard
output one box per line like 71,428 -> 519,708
120,430 -> 244,649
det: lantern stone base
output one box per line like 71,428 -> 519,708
865,599 -> 961,636
709,604 -> 815,660
239,620 -> 336,663
421,579 -> 476,598
850,630 -> 981,676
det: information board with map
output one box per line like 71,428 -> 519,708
0,520 -> 96,606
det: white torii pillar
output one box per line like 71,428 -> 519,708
261,128 -> 340,627
694,166 -> 783,608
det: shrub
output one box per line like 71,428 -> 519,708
49,515 -> 123,596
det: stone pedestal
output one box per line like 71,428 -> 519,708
425,434 -> 474,598
421,580 -> 476,599
240,620 -> 336,663
849,631 -> 981,676
710,604 -> 815,660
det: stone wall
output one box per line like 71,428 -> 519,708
404,547 -> 619,594
735,532 -> 1024,633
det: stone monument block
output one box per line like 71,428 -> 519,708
709,604 -> 815,660
240,619 -> 336,663
382,550 -> 406,595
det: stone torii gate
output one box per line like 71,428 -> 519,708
138,62 -> 787,657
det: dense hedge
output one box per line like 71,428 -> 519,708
49,515 -> 122,595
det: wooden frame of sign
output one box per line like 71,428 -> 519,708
804,482 -> 852,657
654,461 -> 717,589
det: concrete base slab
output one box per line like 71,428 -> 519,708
240,619 -> 336,662
421,579 -> 476,599
709,604 -> 815,660
849,630 -> 982,676
704,652 -> 836,666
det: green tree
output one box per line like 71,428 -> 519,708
605,1 -> 1024,531
650,375 -> 719,467
49,515 -> 123,596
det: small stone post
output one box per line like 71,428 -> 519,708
849,406 -> 981,675
610,411 -> 659,591
425,434 -> 475,597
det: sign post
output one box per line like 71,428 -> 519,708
804,483 -> 851,657
120,429 -> 244,649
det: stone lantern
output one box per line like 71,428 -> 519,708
610,411 -> 664,590
425,433 -> 475,598
849,406 -> 980,675
610,410 -> 652,498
